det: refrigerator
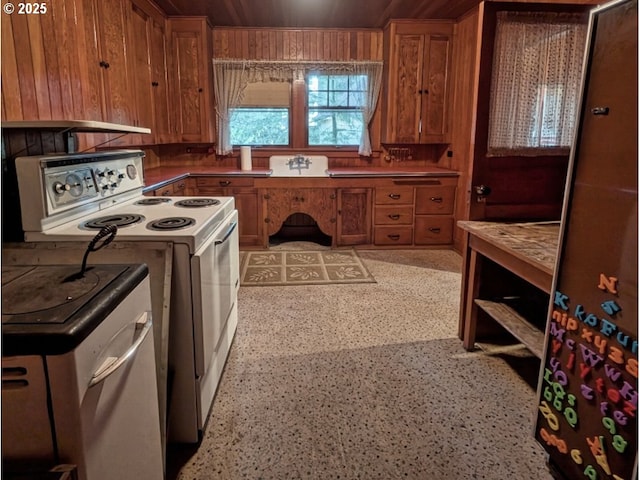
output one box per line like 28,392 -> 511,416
534,0 -> 638,479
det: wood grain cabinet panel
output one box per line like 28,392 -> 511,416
374,205 -> 414,225
414,185 -> 455,214
337,188 -> 372,246
193,177 -> 262,247
167,18 -> 215,143
414,217 -> 453,244
264,189 -> 337,241
374,186 -> 414,205
382,21 -> 453,144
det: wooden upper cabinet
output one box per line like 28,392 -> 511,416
167,17 -> 216,143
382,21 -> 453,144
148,16 -> 173,143
128,2 -> 154,143
91,0 -> 136,127
127,0 -> 172,144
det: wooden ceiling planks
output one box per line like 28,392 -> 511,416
155,0 -> 483,28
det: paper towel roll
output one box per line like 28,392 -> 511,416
240,146 -> 252,171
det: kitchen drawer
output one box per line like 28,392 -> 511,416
415,186 -> 456,214
196,177 -> 255,188
374,205 -> 413,225
375,187 -> 414,205
155,184 -> 174,197
414,217 -> 453,244
172,179 -> 189,195
374,226 -> 413,245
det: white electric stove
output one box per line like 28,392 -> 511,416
13,150 -> 240,443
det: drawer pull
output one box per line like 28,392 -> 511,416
219,180 -> 231,187
430,196 -> 443,203
387,234 -> 400,240
388,214 -> 401,220
428,227 -> 441,233
388,193 -> 401,200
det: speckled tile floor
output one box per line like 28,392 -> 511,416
167,246 -> 552,480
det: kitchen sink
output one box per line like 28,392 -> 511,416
269,155 -> 329,177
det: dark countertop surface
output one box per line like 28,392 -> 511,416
143,165 -> 459,190
2,263 -> 149,356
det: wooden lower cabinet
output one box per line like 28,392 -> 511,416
373,181 -> 456,247
146,177 -> 192,197
263,188 -> 337,242
337,188 -> 372,246
373,186 -> 414,245
193,176 -> 262,247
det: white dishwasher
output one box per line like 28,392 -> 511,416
1,263 -> 164,480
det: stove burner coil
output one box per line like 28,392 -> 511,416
174,198 -> 220,208
135,198 -> 172,206
147,217 -> 196,231
82,214 -> 145,229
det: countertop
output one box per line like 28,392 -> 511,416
143,165 -> 459,190
457,220 -> 560,275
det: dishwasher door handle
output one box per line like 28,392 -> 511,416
89,311 -> 153,388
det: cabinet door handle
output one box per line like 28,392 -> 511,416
177,183 -> 185,189
430,196 -> 443,203
428,227 -> 441,233
99,60 -> 110,69
263,193 -> 271,200
151,81 -> 159,87
219,180 -> 231,187
387,234 -> 400,240
388,193 -> 401,200
388,214 -> 401,220
198,88 -> 203,93
161,190 -> 170,196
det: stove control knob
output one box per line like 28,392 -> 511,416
96,170 -> 105,178
53,181 -> 70,195
118,173 -> 126,179
126,164 -> 138,180
111,183 -> 118,189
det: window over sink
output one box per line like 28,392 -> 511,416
213,59 -> 382,156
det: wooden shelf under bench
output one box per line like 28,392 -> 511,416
458,221 -> 559,358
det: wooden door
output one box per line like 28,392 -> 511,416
420,34 -> 452,143
337,188 -> 372,246
128,3 -> 154,143
389,33 -> 425,143
149,17 -> 172,143
230,188 -> 263,247
169,18 -> 214,143
94,0 -> 134,127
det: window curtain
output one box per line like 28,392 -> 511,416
351,62 -> 383,156
212,60 -> 247,155
212,59 -> 383,156
488,12 -> 587,154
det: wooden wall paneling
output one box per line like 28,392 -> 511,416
1,11 -> 24,120
450,6 -> 482,251
212,28 -> 383,61
9,13 -> 38,119
25,15 -> 51,120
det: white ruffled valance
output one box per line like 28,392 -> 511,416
212,59 -> 383,156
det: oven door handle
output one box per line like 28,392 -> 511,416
214,221 -> 238,245
88,311 -> 153,388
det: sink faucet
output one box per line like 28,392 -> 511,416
288,154 -> 312,173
